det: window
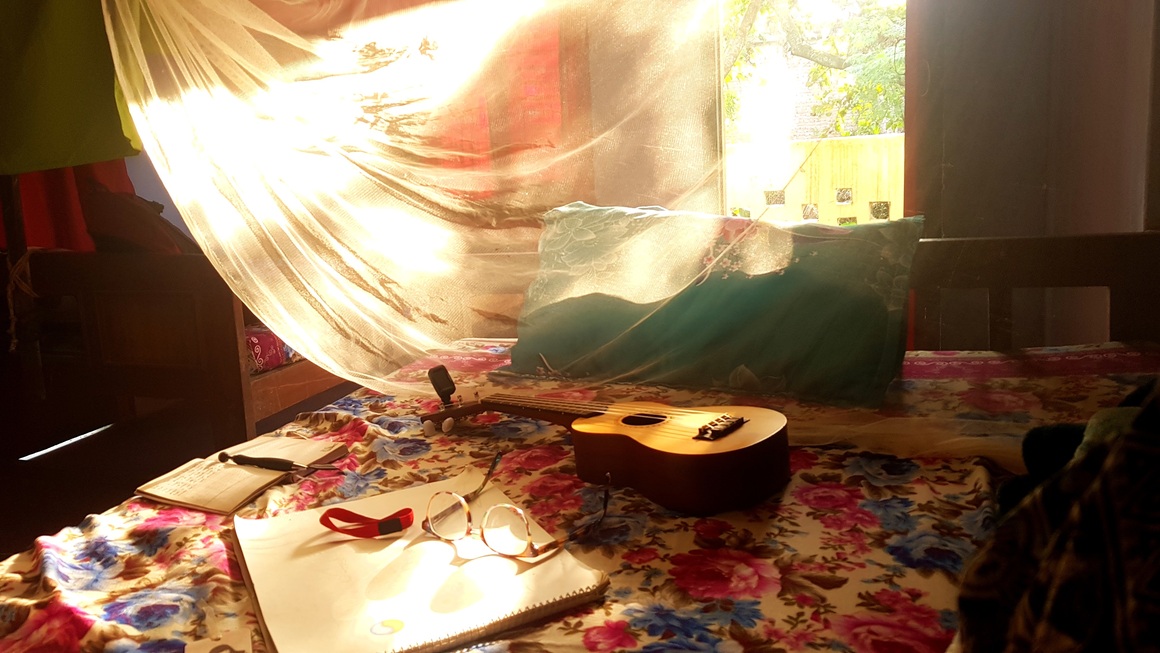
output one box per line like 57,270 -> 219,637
721,0 -> 905,225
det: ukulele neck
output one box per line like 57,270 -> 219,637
482,393 -> 605,425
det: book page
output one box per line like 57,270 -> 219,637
234,471 -> 608,653
222,435 -> 347,466
137,458 -> 287,514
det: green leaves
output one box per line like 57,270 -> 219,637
723,0 -> 905,138
809,2 -> 906,136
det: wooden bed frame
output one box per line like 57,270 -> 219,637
910,231 -> 1160,350
2,174 -> 353,454
17,251 -> 353,451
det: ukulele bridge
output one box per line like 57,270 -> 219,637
694,414 -> 747,441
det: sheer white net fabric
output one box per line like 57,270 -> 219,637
99,0 -> 1033,465
100,0 -> 727,390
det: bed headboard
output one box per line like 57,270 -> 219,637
909,232 -> 1160,350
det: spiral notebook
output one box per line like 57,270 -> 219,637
233,469 -> 609,653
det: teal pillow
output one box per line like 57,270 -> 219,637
506,203 -> 923,405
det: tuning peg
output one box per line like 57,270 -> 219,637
421,417 -> 458,437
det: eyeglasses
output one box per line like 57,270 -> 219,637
421,453 -> 609,559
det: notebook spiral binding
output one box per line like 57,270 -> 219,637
398,577 -> 611,653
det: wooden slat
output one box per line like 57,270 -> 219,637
27,251 -> 224,293
1,175 -> 26,263
912,233 -> 1160,289
1146,4 -> 1160,232
903,0 -> 944,237
250,359 -> 348,422
2,175 -> 49,399
987,287 -> 1013,352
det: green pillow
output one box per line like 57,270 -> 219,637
506,203 -> 923,405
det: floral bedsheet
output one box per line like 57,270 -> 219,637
1,341 -> 1155,653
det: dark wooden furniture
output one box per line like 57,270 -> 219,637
18,250 -> 352,451
910,231 -> 1160,350
2,169 -> 352,454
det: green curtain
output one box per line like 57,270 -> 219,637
0,0 -> 139,175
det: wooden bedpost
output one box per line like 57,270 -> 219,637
1,173 -> 47,399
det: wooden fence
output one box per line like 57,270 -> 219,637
725,133 -> 904,225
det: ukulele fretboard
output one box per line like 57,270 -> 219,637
484,394 -> 606,419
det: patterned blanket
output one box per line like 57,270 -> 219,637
1,341 -> 1155,653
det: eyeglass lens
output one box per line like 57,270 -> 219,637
481,505 -> 532,557
426,492 -> 470,540
426,491 -> 533,557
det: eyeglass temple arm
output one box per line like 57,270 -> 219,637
533,485 -> 610,557
565,484 -> 611,542
460,452 -> 504,504
427,453 -> 505,527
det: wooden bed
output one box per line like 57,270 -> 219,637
0,228 -> 1157,651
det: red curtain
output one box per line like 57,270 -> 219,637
229,1 -> 568,202
0,159 -> 136,252
501,15 -> 563,157
434,11 -> 564,199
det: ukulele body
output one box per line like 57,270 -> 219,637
569,402 -> 790,515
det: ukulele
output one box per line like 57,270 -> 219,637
419,369 -> 790,515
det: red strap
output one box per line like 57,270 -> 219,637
319,507 -> 414,539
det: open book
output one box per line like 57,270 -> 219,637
135,436 -> 348,514
233,469 -> 609,653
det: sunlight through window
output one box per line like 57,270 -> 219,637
723,0 -> 905,224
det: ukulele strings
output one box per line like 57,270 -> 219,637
427,409 -> 734,443
423,393 -> 738,423
481,393 -> 749,442
487,393 -> 729,418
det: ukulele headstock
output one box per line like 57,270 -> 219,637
419,400 -> 487,435
419,365 -> 485,435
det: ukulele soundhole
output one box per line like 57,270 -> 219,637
620,413 -> 667,427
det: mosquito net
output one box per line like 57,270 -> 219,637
102,0 -> 922,413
